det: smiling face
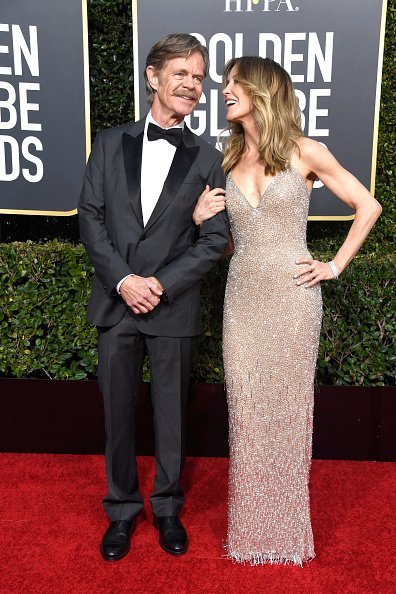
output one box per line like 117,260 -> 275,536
146,52 -> 205,127
223,66 -> 253,125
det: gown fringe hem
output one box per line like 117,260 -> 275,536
224,546 -> 315,567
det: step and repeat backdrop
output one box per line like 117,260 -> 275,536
0,0 -> 89,215
0,0 -> 386,219
133,0 -> 387,219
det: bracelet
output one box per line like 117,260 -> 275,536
328,260 -> 339,279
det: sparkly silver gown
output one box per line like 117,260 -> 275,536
223,166 -> 322,566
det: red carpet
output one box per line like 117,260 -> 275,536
0,455 -> 395,593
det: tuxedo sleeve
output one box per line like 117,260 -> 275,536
155,153 -> 229,303
78,132 -> 134,296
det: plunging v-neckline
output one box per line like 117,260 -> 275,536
229,170 -> 287,209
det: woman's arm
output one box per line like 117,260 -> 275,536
293,138 -> 382,287
223,231 -> 234,258
193,185 -> 226,226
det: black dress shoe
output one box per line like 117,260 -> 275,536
153,515 -> 188,556
100,520 -> 134,561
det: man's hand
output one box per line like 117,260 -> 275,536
119,275 -> 162,314
144,276 -> 164,296
193,185 -> 226,226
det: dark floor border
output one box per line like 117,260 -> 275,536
0,379 -> 395,460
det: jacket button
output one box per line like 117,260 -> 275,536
140,234 -> 147,241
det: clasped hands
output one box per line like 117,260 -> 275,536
119,275 -> 164,314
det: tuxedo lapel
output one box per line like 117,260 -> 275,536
122,126 -> 144,227
144,127 -> 200,232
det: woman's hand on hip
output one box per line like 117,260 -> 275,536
294,258 -> 339,288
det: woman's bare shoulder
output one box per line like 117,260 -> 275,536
297,136 -> 326,157
295,137 -> 335,172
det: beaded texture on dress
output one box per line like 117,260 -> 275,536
223,167 -> 322,566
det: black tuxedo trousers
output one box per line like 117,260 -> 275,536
79,120 -> 229,519
98,311 -> 193,519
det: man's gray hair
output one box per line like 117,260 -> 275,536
144,33 -> 209,105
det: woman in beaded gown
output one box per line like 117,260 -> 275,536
193,57 -> 381,566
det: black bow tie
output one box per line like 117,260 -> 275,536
147,122 -> 183,147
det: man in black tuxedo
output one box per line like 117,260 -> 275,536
79,34 -> 228,561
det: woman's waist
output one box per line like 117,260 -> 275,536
232,243 -> 311,262
230,250 -> 311,275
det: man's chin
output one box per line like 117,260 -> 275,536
175,99 -> 199,116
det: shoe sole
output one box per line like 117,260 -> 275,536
100,544 -> 131,562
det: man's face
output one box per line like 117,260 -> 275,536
147,52 -> 205,124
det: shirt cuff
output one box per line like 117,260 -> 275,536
116,274 -> 134,294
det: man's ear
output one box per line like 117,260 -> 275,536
146,65 -> 159,92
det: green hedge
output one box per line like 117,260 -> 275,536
374,1 -> 395,247
0,242 -> 394,385
88,0 -> 134,134
0,242 -> 97,380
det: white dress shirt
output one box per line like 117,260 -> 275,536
117,112 -> 184,293
141,112 -> 184,225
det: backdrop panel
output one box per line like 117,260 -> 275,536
133,0 -> 387,220
0,0 -> 89,215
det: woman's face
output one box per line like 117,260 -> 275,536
223,66 -> 252,124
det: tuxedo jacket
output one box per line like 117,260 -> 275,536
78,118 -> 229,337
